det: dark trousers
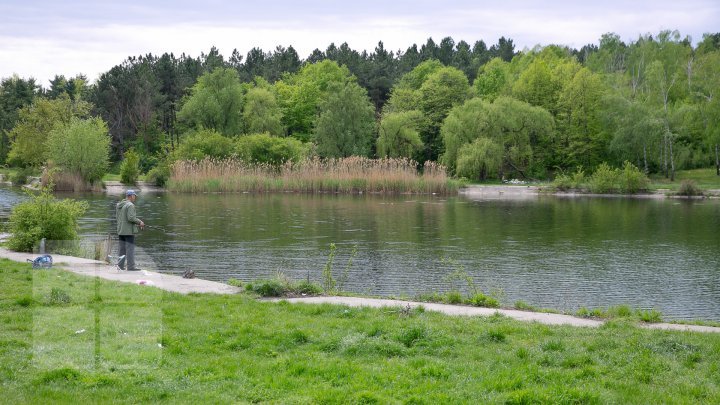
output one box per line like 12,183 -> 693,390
117,235 -> 136,270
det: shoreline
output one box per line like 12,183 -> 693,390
1,245 -> 718,333
459,184 -> 720,199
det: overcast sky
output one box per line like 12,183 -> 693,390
1,0 -> 718,87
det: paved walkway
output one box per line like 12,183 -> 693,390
273,296 -> 720,333
0,247 -> 239,295
2,247 -> 718,333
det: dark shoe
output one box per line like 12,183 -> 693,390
127,267 -> 142,271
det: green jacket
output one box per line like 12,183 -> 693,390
116,199 -> 141,235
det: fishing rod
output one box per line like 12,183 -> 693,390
143,224 -> 177,235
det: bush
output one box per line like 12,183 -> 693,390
617,161 -> 649,193
553,167 -> 585,191
588,162 -> 619,193
234,133 -> 308,165
146,161 -> 171,187
174,129 -> 236,161
6,188 -> 87,252
119,149 -> 141,184
676,180 -> 702,196
46,117 -> 111,183
246,279 -> 286,297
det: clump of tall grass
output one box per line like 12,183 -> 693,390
41,168 -> 103,192
675,180 -> 703,197
168,157 -> 458,194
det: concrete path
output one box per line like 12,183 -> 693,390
2,247 -> 718,333
0,247 -> 239,295
274,296 -> 720,333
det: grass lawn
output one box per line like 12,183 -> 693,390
649,168 -> 720,191
1,258 -> 719,403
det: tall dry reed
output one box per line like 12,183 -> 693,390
168,157 -> 458,194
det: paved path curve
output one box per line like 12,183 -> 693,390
273,296 -> 720,333
2,246 -> 718,333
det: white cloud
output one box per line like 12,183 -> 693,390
1,0 -> 718,86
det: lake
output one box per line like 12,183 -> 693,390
1,186 -> 719,321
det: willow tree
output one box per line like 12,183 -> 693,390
314,82 -> 375,158
441,96 -> 554,179
178,68 -> 244,136
376,110 -> 423,158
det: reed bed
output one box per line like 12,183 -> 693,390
168,157 -> 459,194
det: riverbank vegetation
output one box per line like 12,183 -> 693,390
168,157 -> 458,194
2,259 -> 719,402
4,187 -> 87,252
553,161 -> 650,194
1,30 -> 718,194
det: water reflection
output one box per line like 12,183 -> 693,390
1,186 -> 719,321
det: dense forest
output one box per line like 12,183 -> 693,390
1,30 -> 718,182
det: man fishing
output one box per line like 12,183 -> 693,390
116,189 -> 145,271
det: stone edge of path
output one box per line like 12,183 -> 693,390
2,246 -> 718,333
270,296 -> 720,334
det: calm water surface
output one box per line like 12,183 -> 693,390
1,186 -> 718,321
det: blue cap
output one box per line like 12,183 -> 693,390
126,189 -> 137,196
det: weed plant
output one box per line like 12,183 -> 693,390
576,305 -> 664,323
2,259 -> 720,403
676,180 -> 703,196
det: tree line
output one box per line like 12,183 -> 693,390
1,31 -> 718,183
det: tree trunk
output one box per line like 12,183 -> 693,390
716,144 -> 719,176
663,136 -> 668,178
643,143 -> 648,174
669,138 -> 675,182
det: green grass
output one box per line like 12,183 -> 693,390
2,258 -> 720,403
649,168 -> 720,192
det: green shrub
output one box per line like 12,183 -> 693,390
174,129 -> 235,161
234,133 -> 308,166
553,172 -> 573,191
618,161 -> 649,193
676,180 -> 702,196
7,188 -> 87,252
246,279 -> 286,297
146,161 -> 171,187
553,167 -> 585,191
119,149 -> 140,184
588,162 -> 619,193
